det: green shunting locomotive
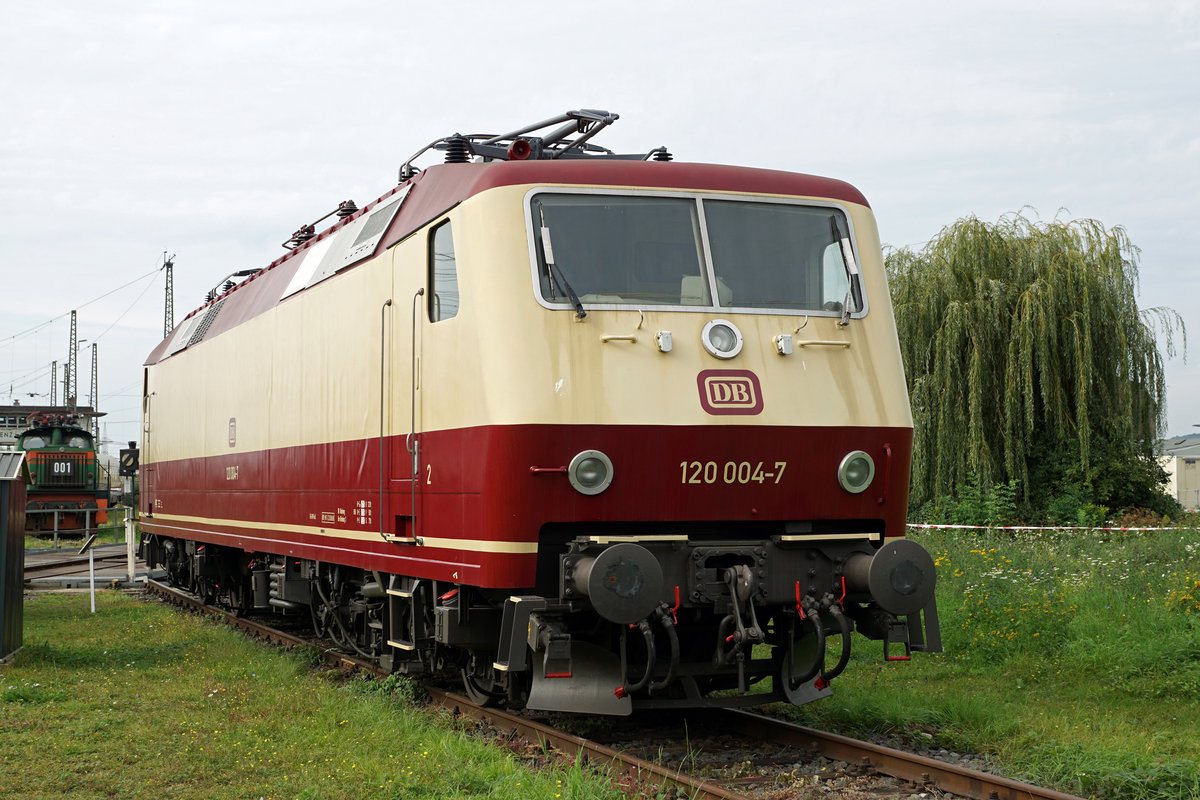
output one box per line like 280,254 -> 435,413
18,411 -> 110,534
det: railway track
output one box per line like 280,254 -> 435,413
143,579 -> 1089,800
23,549 -> 131,582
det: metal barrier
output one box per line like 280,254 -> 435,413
25,504 -> 142,590
24,507 -> 131,551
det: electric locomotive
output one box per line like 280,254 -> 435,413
140,110 -> 940,715
20,411 -> 110,533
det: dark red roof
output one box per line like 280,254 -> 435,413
146,159 -> 869,365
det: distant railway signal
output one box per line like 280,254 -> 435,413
118,445 -> 139,477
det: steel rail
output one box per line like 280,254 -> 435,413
145,580 -> 368,671
144,580 -> 1088,800
143,580 -> 744,800
423,689 -> 744,800
24,551 -> 129,580
715,709 -> 1089,800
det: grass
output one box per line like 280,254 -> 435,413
11,528 -> 1200,799
781,527 -> 1200,800
0,592 -> 628,800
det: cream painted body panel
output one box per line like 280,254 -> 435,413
145,182 -> 910,467
146,257 -> 394,463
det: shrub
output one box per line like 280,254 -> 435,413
1110,507 -> 1168,528
939,473 -> 1020,527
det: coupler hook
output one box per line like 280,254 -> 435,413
715,566 -> 766,693
726,565 -> 765,646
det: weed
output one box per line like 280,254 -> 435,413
917,473 -> 1021,527
340,671 -> 428,704
794,526 -> 1200,800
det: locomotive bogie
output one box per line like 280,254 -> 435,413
141,120 -> 940,713
141,525 -> 937,713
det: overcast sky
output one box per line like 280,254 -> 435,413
1,1 -> 1197,454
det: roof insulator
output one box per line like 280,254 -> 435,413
285,224 -> 316,249
651,147 -> 673,162
443,135 -> 472,164
336,200 -> 358,218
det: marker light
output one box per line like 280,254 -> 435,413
569,450 -> 614,495
838,450 -> 876,494
701,319 -> 743,359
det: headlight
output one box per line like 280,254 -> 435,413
569,450 -> 613,495
837,450 -> 875,494
701,319 -> 743,359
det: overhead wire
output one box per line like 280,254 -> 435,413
0,259 -> 163,351
6,363 -> 53,390
5,362 -> 54,400
2,254 -> 165,410
91,268 -> 161,343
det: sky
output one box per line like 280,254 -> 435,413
1,1 -> 1197,454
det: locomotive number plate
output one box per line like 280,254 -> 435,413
680,460 -> 787,485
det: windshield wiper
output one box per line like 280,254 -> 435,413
537,205 -> 586,319
830,215 -> 863,326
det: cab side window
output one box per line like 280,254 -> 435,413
429,221 -> 459,322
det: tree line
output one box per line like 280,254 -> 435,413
886,212 -> 1185,525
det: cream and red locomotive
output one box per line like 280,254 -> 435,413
140,110 -> 939,714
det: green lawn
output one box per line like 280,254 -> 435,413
1,592 -> 623,800
784,527 -> 1200,800
8,527 -> 1198,800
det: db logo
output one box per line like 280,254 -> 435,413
697,370 -> 764,415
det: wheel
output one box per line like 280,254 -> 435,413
199,579 -> 217,606
227,579 -> 250,616
460,651 -> 499,706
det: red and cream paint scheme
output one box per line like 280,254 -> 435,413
140,121 -> 939,714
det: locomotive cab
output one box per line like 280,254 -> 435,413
457,183 -> 938,713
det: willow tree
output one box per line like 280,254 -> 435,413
887,213 -> 1184,512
